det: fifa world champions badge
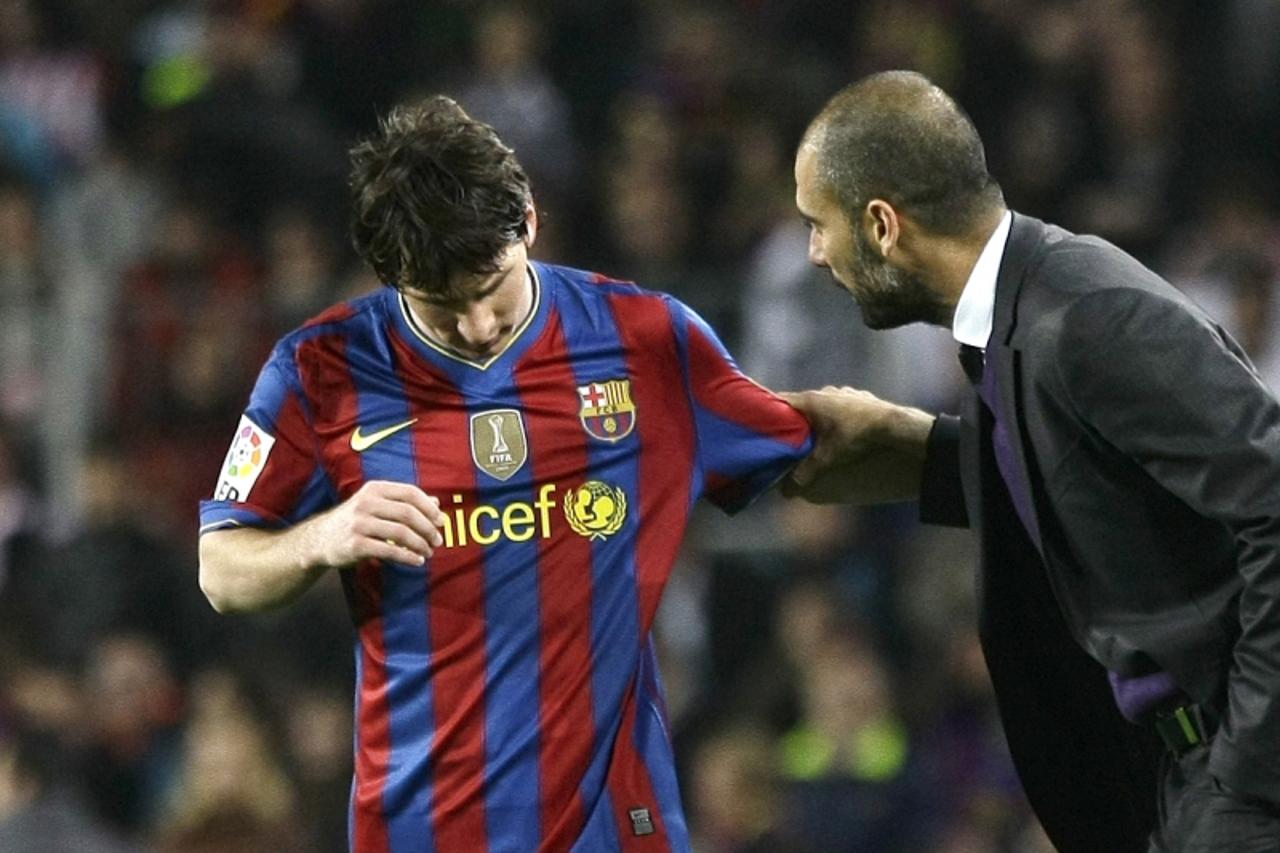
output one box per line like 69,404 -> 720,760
577,379 -> 636,442
214,415 -> 276,501
470,409 -> 528,481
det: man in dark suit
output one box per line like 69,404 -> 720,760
783,70 -> 1280,852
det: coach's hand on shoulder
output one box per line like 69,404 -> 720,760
780,387 -> 934,505
306,480 -> 448,568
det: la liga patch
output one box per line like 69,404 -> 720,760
214,415 -> 276,501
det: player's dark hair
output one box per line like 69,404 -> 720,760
348,96 -> 532,298
805,71 -> 1003,236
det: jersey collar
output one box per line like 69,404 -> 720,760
395,263 -> 546,372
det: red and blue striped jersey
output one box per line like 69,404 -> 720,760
199,262 -> 812,852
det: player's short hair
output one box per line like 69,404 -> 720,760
804,71 -> 1003,236
348,96 -> 532,298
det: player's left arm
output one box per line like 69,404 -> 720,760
667,299 -> 813,512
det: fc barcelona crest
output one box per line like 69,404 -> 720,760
470,409 -> 528,481
577,379 -> 636,442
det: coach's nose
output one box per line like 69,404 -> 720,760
807,227 -> 828,267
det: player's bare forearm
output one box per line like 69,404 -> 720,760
199,480 -> 447,613
779,387 -> 934,504
199,524 -> 335,613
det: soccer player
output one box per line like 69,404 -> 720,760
197,97 -> 811,852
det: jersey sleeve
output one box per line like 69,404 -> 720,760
198,340 -> 334,534
670,298 -> 813,513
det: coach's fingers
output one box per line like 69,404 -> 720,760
777,390 -> 812,413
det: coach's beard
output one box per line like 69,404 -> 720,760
851,229 -> 951,330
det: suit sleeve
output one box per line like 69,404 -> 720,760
920,414 -> 969,527
198,341 -> 334,534
1056,287 -> 1280,803
667,298 -> 813,513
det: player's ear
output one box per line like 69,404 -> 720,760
523,204 -> 538,248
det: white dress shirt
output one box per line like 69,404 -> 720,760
952,210 -> 1013,349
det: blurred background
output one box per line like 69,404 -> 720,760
0,0 -> 1278,850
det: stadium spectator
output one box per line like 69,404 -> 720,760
287,0 -> 432,138
777,628 -> 928,852
42,138 -> 165,529
131,0 -> 348,232
1060,6 -> 1186,259
601,162 -> 734,331
36,435 -> 213,673
260,203 -> 344,337
0,716 -> 138,853
111,198 -> 265,534
913,625 -> 1030,850
0,424 -> 42,635
1162,170 -> 1280,392
0,0 -> 106,187
0,181 -> 49,433
452,3 -> 579,231
280,684 -> 353,853
688,723 -> 794,853
77,633 -> 185,835
152,669 -> 309,853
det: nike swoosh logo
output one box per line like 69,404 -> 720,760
350,418 -> 418,452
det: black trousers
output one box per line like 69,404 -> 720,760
1149,745 -> 1280,852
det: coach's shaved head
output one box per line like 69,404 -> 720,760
801,71 -> 1003,236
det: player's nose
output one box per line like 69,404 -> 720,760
456,304 -> 500,347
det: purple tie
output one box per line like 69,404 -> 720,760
959,344 -> 1041,548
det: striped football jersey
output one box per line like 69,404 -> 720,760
200,262 -> 812,852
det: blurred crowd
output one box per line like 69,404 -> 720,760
1,0 -> 1278,850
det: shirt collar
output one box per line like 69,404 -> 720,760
951,210 -> 1012,348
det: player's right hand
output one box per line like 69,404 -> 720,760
308,480 -> 447,567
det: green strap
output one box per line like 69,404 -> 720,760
1174,706 -> 1200,746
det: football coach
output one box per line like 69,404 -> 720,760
783,70 -> 1280,853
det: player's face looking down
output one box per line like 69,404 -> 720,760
406,208 -> 537,359
794,143 -> 944,330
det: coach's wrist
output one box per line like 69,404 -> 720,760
874,404 -> 935,458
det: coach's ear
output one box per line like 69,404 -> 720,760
864,198 -> 900,259
523,204 -> 538,248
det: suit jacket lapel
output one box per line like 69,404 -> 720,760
992,212 -> 1045,348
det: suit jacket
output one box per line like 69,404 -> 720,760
920,213 -> 1280,852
